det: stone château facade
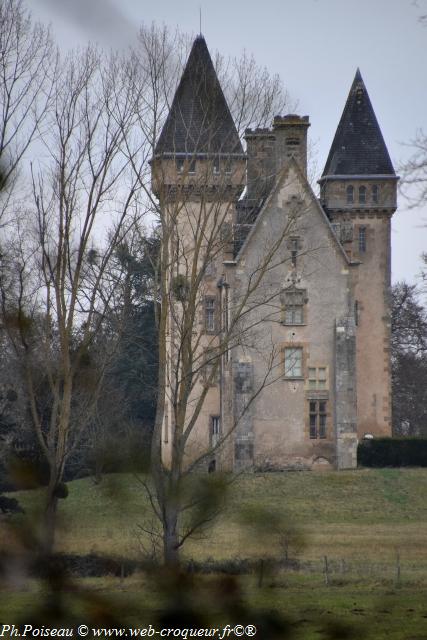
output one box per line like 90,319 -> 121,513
151,37 -> 398,471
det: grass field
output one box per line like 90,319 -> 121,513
1,468 -> 427,638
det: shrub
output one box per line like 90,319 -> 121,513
358,437 -> 427,467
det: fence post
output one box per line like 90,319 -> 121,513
396,550 -> 401,588
324,555 -> 329,586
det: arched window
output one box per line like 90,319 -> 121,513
359,185 -> 366,204
372,184 -> 379,203
346,185 -> 354,204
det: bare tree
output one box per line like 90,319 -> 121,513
0,0 -> 54,218
0,44 -> 144,552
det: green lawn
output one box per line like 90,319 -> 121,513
1,468 -> 427,638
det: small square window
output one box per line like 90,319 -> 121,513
306,366 -> 328,391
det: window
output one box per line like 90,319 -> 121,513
346,185 -> 354,204
213,157 -> 220,175
283,347 -> 303,378
358,226 -> 367,253
309,400 -> 327,439
211,415 -> 221,437
176,157 -> 196,174
204,297 -> 216,332
282,287 -> 305,325
359,185 -> 366,204
290,237 -> 299,267
224,160 -> 232,175
372,184 -> 379,203
354,300 -> 359,326
211,415 -> 221,447
307,366 -> 328,390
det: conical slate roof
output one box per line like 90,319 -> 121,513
154,36 -> 243,157
322,70 -> 395,177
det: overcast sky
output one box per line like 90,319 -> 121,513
28,0 -> 427,285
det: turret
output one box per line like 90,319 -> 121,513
320,69 -> 398,440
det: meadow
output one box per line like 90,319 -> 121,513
1,468 -> 427,639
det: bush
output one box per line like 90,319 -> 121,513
358,437 -> 427,467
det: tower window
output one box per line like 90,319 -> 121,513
359,185 -> 366,204
283,347 -> 303,378
204,297 -> 216,332
372,184 -> 379,203
346,185 -> 354,204
309,400 -> 327,439
358,226 -> 367,253
211,415 -> 221,447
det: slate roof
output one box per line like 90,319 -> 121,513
322,69 -> 395,177
154,36 -> 243,157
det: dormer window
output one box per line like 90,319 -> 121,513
372,184 -> 379,203
346,185 -> 354,204
359,185 -> 366,204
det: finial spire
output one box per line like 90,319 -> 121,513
199,7 -> 202,35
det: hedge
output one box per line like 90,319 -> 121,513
358,437 -> 427,467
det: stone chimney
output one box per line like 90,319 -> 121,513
273,114 -> 310,177
244,128 -> 276,198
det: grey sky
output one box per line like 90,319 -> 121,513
28,0 -> 427,285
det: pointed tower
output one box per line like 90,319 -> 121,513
152,36 -> 245,200
319,70 -> 398,440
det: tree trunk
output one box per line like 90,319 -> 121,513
163,503 -> 180,566
43,485 -> 58,556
